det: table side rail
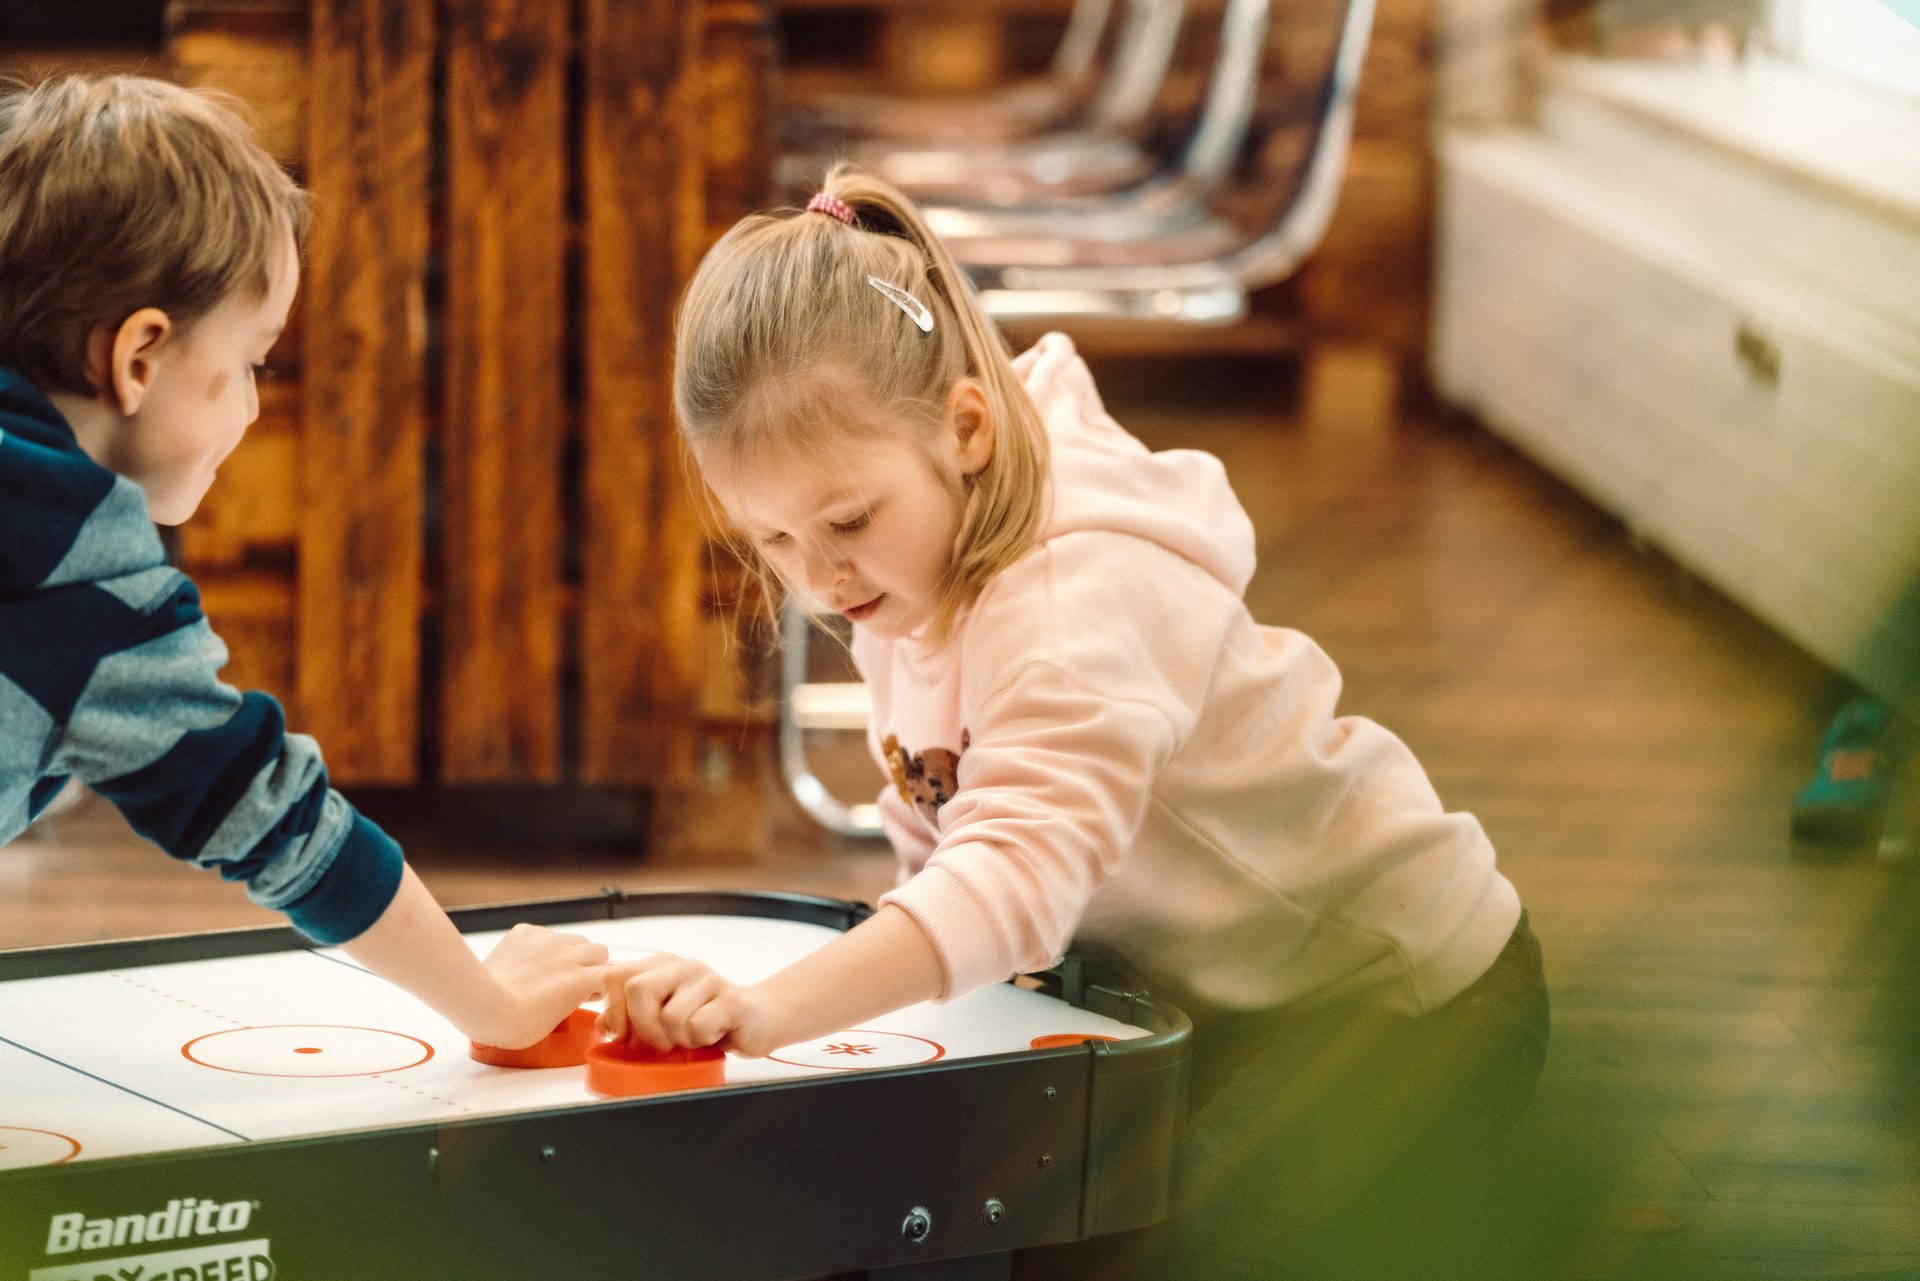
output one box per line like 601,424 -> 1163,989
0,889 -> 875,981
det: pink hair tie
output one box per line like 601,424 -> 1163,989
806,192 -> 855,226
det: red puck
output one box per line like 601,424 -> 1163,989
1030,1033 -> 1120,1051
585,1040 -> 726,1096
469,1008 -> 599,1069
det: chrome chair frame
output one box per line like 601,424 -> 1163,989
816,0 -> 1190,203
778,603 -> 884,838
920,0 -> 1274,241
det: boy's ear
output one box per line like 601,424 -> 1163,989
102,307 -> 174,415
947,378 -> 995,477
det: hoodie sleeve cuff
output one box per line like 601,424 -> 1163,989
879,858 -> 1027,1000
281,811 -> 405,945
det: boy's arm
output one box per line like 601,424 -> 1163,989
340,865 -> 607,1049
52,575 -> 604,1047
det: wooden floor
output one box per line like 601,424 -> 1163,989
7,353 -> 1918,1279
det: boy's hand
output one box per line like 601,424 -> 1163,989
599,954 -> 784,1058
469,923 -> 610,1049
339,867 -> 612,1053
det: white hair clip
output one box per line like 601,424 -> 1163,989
866,276 -> 934,334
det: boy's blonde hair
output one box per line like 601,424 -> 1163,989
673,164 -> 1050,644
0,74 -> 308,397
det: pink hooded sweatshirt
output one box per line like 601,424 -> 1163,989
860,333 -> 1521,1016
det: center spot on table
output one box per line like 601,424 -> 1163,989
181,1025 -> 435,1077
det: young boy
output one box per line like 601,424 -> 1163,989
0,73 -> 605,1049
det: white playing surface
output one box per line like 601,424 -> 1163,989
0,914 -> 1147,1169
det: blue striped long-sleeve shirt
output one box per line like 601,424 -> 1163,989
0,368 -> 402,944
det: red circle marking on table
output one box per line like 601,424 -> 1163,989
585,1041 -> 725,1097
1030,1033 -> 1120,1051
181,1025 -> 435,1077
765,1029 -> 945,1071
0,1127 -> 81,1167
470,1008 -> 599,1069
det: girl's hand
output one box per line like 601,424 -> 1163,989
600,954 -> 786,1058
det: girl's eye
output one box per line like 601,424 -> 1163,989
759,531 -> 790,548
248,363 -> 273,382
830,511 -> 872,535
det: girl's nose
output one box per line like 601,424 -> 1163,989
798,541 -> 849,594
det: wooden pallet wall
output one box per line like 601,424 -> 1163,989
298,0 -> 432,785
150,0 -> 775,788
440,0 -> 569,783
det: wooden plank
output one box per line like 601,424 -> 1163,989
438,0 -> 569,782
196,571 -> 299,709
688,0 -> 779,734
702,0 -> 777,242
0,49 -> 156,83
1299,138 -> 1433,352
164,2 -> 308,389
299,0 -> 432,783
175,381 -> 301,571
1354,27 -> 1434,144
578,0 -> 707,786
882,13 -> 1006,93
165,1 -> 308,168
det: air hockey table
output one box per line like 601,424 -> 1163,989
0,889 -> 1190,1280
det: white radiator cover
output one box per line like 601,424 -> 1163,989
1433,58 -> 1920,702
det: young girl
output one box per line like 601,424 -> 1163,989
604,167 -> 1549,1277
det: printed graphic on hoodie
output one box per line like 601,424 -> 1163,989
884,730 -> 970,826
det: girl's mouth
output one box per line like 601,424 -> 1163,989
843,595 -> 884,622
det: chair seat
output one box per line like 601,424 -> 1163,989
781,131 -> 1159,205
949,207 -> 1245,269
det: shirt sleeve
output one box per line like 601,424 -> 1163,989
878,534 -> 1231,997
880,664 -> 1180,996
52,573 -> 403,944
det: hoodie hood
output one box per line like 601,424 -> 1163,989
1014,332 -> 1256,597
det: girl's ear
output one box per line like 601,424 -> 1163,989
946,378 -> 995,477
105,307 -> 174,415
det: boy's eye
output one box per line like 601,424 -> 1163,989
248,363 -> 273,382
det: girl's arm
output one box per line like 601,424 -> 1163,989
601,903 -> 942,1057
340,864 -> 609,1049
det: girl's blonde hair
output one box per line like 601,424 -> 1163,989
673,164 -> 1050,644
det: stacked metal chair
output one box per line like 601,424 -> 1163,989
783,0 -> 1190,202
786,0 -> 1137,145
940,0 -> 1379,325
